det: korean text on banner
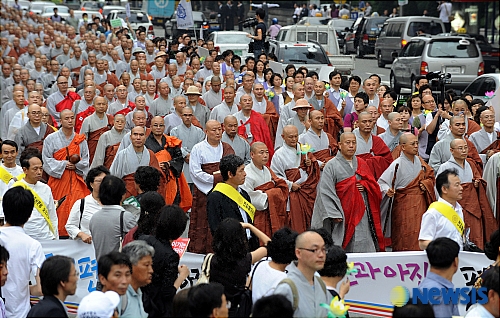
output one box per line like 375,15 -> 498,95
176,0 -> 194,29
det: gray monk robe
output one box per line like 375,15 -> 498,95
14,122 -> 56,163
470,128 -> 500,164
80,112 -> 114,164
379,130 -> 403,152
312,154 -> 385,253
378,154 -> 435,251
221,132 -> 251,165
170,123 -> 206,184
90,127 -> 129,169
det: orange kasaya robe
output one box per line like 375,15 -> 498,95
322,98 -> 343,140
154,136 -> 193,212
48,134 -> 91,236
262,97 -> 279,144
87,114 -> 114,164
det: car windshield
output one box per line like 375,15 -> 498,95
298,17 -> 331,25
30,3 -> 48,11
407,22 -> 443,37
279,46 -> 329,64
216,34 -> 251,44
366,17 -> 387,33
329,19 -> 354,30
44,6 -> 69,14
428,39 -> 479,58
114,12 -> 149,23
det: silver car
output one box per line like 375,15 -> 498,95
390,35 -> 484,93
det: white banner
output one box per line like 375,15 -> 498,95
38,241 -> 491,317
176,0 -> 194,30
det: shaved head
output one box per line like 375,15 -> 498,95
340,132 -> 355,142
250,142 -> 267,153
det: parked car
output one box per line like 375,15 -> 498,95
375,16 -> 444,67
462,74 -> 500,122
102,6 -> 126,20
327,18 -> 355,52
6,0 -> 31,10
108,10 -> 155,40
390,35 -> 484,93
28,1 -> 53,15
206,31 -> 252,58
41,5 -> 70,20
343,16 -> 388,57
164,11 -> 209,40
80,1 -> 103,11
297,17 -> 331,25
468,34 -> 499,74
268,41 -> 332,75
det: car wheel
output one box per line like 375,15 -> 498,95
357,45 -> 364,58
390,72 -> 401,94
377,51 -> 385,68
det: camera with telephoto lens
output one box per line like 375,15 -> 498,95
426,71 -> 452,87
239,18 -> 258,28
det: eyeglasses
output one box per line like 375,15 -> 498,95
182,114 -> 193,117
42,113 -> 50,117
30,111 -> 42,115
298,247 -> 327,255
152,124 -> 165,127
58,82 -> 68,85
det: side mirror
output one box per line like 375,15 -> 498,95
391,51 -> 398,59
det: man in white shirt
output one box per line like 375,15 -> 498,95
13,149 -> 58,240
0,186 -> 44,318
464,265 -> 499,318
0,140 -> 24,218
418,168 -> 464,250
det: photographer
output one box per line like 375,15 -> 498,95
246,8 -> 267,59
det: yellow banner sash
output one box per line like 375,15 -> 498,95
213,182 -> 256,222
429,201 -> 465,236
13,181 -> 55,235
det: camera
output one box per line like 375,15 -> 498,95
426,71 -> 452,86
239,18 -> 258,28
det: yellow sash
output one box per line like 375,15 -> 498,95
213,183 -> 256,222
0,165 -> 25,185
429,201 -> 465,236
12,181 -> 56,235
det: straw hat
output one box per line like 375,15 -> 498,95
155,51 -> 167,59
292,98 -> 312,110
185,86 -> 202,96
132,47 -> 145,55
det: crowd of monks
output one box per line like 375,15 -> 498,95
0,3 -> 499,255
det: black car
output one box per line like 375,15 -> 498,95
343,16 -> 388,58
469,34 -> 499,73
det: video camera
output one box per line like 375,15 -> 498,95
239,18 -> 258,28
426,71 -> 452,86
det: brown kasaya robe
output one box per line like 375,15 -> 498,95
87,115 -> 114,164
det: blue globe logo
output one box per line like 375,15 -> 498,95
390,286 -> 410,307
177,4 -> 186,19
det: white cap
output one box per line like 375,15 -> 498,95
77,291 -> 120,318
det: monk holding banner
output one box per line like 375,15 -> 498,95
242,142 -> 288,237
110,126 -> 166,200
354,112 -> 393,180
299,110 -> 338,170
436,139 -> 497,249
271,125 -> 321,233
80,96 -> 114,164
42,109 -> 90,237
312,132 -> 385,252
188,120 -> 234,254
378,133 -> 436,251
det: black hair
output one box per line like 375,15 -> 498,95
383,90 -> 397,102
40,255 -> 73,296
474,105 -> 490,125
258,53 -> 267,60
407,94 -> 422,110
414,75 -> 427,87
267,227 -> 298,265
215,55 -> 224,63
425,237 -> 460,269
220,154 -> 244,182
98,175 -> 126,206
251,295 -> 294,317
397,105 -> 412,114
485,229 -> 499,261
155,205 -> 188,242
212,218 -> 248,267
270,73 -> 283,86
418,84 -> 432,96
297,66 -> 308,75
329,70 -> 342,80
188,283 -> 225,317
481,265 -> 499,295
222,50 -> 234,58
85,165 -> 110,192
253,60 -> 265,73
256,8 -> 265,19
19,147 -> 43,169
318,245 -> 348,278
348,75 -> 362,86
97,251 -> 132,279
2,187 -> 34,226
0,245 -> 10,264
392,299 -> 434,317
293,70 -> 304,78
172,288 -> 192,317
355,92 -> 369,105
208,49 -> 217,56
134,166 -> 161,192
369,73 -> 381,84
134,191 -> 166,240
245,56 -> 255,64
231,55 -> 241,65
435,168 -> 459,197
267,52 -> 278,61
285,64 -> 296,74
306,71 -> 319,79
311,227 -> 334,249
1,140 -> 18,152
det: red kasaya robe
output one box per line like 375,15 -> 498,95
55,91 -> 81,113
322,98 -> 343,140
356,135 -> 393,180
238,110 -> 275,160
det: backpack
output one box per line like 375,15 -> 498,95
277,277 -> 327,311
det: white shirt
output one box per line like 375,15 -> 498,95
464,304 -> 494,318
189,140 -> 224,194
418,197 -> 464,250
65,194 -> 102,239
16,179 -> 58,240
0,163 -> 24,218
376,116 -> 389,131
251,261 -> 287,303
0,226 -> 45,318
